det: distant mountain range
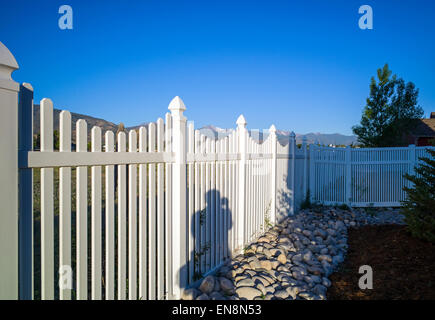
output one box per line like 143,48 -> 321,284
199,125 -> 358,146
33,106 -> 358,146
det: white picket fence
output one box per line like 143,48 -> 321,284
13,91 -> 287,300
1,41 -> 294,300
1,42 -> 434,300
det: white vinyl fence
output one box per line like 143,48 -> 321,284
309,145 -> 435,207
2,42 -> 295,300
1,42 -> 434,300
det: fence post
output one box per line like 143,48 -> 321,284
169,96 -> 187,299
302,136 -> 308,202
236,115 -> 247,249
290,132 -> 296,215
309,144 -> 315,203
18,83 -> 34,300
345,145 -> 352,205
0,42 -> 20,299
269,125 -> 277,225
409,144 -> 416,177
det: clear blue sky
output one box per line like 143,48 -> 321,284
1,0 -> 434,135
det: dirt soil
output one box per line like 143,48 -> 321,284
327,224 -> 435,300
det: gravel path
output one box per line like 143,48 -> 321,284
181,207 -> 404,300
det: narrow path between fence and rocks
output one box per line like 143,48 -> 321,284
181,207 -> 404,300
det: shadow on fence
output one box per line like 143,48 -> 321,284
178,189 -> 233,296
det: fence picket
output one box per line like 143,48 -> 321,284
205,138 -> 211,269
59,110 -> 71,300
148,123 -> 156,299
138,127 -> 148,299
91,126 -> 102,300
187,122 -> 194,284
210,138 -> 216,269
194,130 -> 200,278
117,132 -> 127,300
165,113 -> 173,297
200,135 -> 206,273
104,131 -> 115,299
128,130 -> 137,300
156,118 -> 164,299
215,139 -> 221,265
40,98 -> 54,300
76,119 -> 88,300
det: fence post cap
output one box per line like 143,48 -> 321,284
269,124 -> 276,133
236,114 -> 247,127
22,82 -> 33,91
0,41 -> 18,80
168,96 -> 186,112
290,131 -> 296,138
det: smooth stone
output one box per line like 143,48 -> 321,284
275,289 -> 290,299
237,278 -> 255,287
252,276 -> 270,287
219,277 -> 235,295
249,258 -> 262,270
196,293 -> 210,300
298,291 -> 319,300
286,286 -> 302,299
210,292 -> 226,300
181,288 -> 199,300
264,293 -> 274,300
302,251 -> 313,262
199,275 -> 215,294
317,254 -> 332,263
322,277 -> 332,287
277,254 -> 287,265
260,260 -> 272,271
313,284 -> 327,296
236,287 -> 263,300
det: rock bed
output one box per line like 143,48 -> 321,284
181,207 -> 404,300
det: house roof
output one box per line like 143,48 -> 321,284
412,118 -> 435,137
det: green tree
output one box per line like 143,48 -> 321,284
352,64 -> 424,147
401,149 -> 435,243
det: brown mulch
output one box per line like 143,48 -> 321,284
327,224 -> 435,300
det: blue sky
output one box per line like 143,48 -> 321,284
1,0 -> 434,135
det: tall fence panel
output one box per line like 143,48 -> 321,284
310,145 -> 435,207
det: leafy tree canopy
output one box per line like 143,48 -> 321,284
352,64 -> 424,147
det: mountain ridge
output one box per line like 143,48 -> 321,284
32,105 -> 357,146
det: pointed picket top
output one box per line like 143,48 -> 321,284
22,82 -> 33,91
168,96 -> 186,112
302,135 -> 307,143
290,131 -> 296,138
236,114 -> 247,127
0,41 -> 18,80
269,124 -> 277,134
